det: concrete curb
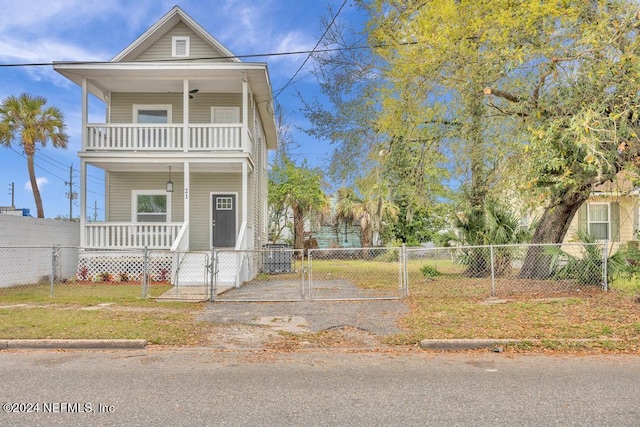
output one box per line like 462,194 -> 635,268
0,339 -> 147,350
419,338 -> 621,351
419,339 -> 518,350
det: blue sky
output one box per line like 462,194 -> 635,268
0,0 -> 361,219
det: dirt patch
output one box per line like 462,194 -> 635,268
200,300 -> 410,350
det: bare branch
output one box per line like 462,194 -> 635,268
483,87 -> 522,103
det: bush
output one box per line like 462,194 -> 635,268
420,264 -> 441,278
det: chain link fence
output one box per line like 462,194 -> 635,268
212,248 -> 305,302
307,247 -> 406,300
406,242 -> 608,299
0,242 -> 610,303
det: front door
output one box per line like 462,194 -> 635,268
212,194 -> 236,248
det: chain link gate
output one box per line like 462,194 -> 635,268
211,248 -> 305,302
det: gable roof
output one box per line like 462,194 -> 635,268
112,6 -> 239,63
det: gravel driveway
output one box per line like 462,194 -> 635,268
197,300 -> 410,350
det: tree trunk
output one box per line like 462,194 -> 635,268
292,205 -> 305,250
27,154 -> 45,218
519,190 -> 589,279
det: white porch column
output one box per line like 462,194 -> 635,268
242,161 -> 248,247
81,78 -> 88,150
183,160 -> 190,226
242,78 -> 249,153
183,79 -> 189,152
80,160 -> 86,247
80,78 -> 88,247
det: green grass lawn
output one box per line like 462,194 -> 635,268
0,283 -> 206,345
1,259 -> 639,352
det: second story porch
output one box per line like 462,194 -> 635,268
53,62 -> 277,155
86,122 -> 250,153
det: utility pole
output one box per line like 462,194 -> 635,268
65,164 -> 78,221
8,182 -> 14,207
93,200 -> 97,222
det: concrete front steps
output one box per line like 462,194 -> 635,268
156,251 -> 239,301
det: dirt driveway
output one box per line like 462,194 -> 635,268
197,300 -> 410,350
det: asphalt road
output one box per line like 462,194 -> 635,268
1,349 -> 639,426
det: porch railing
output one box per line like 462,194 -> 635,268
85,223 -> 183,249
85,124 -> 248,152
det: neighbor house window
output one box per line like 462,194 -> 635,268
588,203 -> 609,240
132,191 -> 171,223
172,36 -> 190,57
578,202 -> 620,241
133,105 -> 172,123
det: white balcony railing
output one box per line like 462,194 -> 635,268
87,124 -> 184,150
86,124 -> 247,152
189,124 -> 242,150
85,223 -> 183,249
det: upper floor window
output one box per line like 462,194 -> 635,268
211,107 -> 240,124
172,36 -> 190,57
133,105 -> 172,124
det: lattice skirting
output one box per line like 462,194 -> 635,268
76,251 -> 172,283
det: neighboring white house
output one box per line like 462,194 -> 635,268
54,6 -> 277,254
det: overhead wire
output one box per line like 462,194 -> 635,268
273,0 -> 348,99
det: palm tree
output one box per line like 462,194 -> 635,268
334,188 -> 364,245
0,94 -> 68,218
445,201 -> 533,277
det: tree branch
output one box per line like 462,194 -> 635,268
482,87 -> 522,103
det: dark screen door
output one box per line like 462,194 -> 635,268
212,194 -> 236,247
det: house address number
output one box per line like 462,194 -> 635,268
184,188 -> 189,200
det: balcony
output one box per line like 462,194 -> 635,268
86,123 -> 250,152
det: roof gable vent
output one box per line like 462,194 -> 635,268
172,36 -> 190,57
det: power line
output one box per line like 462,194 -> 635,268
274,0 -> 349,99
0,42 -> 418,69
5,145 -> 104,197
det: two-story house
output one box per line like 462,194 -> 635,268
54,6 -> 277,287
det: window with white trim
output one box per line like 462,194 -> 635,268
578,202 -> 620,241
132,191 -> 171,223
216,197 -> 233,210
133,105 -> 172,123
211,107 -> 240,123
172,36 -> 190,57
588,203 -> 609,240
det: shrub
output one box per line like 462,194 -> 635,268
420,264 -> 441,277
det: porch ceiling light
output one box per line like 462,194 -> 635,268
166,166 -> 174,193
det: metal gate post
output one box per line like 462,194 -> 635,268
402,244 -> 409,297
307,249 -> 313,300
210,247 -> 217,301
50,245 -> 57,298
141,246 -> 148,298
299,249 -> 306,300
603,240 -> 609,292
490,245 -> 496,297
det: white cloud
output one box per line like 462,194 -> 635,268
24,177 -> 49,192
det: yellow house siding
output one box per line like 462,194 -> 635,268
106,172 -> 184,223
189,172 -> 242,250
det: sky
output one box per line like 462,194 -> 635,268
0,0 -> 363,219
